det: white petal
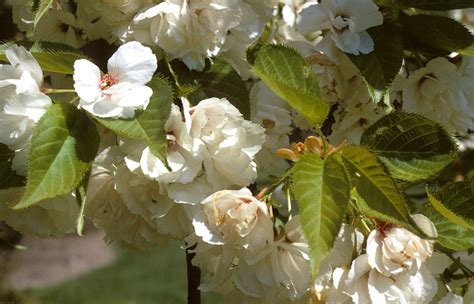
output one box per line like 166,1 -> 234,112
0,65 -> 22,81
6,45 -> 43,86
296,3 -> 331,35
81,95 -> 123,118
0,112 -> 33,149
116,85 -> 153,109
192,212 -> 225,245
357,31 -> 375,54
411,214 -> 437,238
15,71 -> 41,94
12,147 -> 29,176
73,59 -> 101,103
4,93 -> 52,122
107,41 -> 157,85
439,292 -> 463,304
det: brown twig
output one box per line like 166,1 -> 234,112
186,245 -> 201,304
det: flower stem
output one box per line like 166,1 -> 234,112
447,253 -> 474,278
43,88 -> 76,94
186,245 -> 201,304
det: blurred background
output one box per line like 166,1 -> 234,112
0,225 -> 221,304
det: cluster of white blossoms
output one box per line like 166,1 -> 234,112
2,0 -> 474,303
190,189 -> 310,302
392,56 -> 474,134
0,46 -> 78,236
309,215 -> 440,304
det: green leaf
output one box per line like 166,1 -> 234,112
0,40 -> 91,74
422,204 -> 474,251
340,145 -> 411,225
458,44 -> 474,56
95,77 -> 173,162
395,0 -> 474,10
252,44 -> 329,125
189,59 -> 250,119
427,179 -> 474,230
14,103 -> 99,209
292,154 -> 350,278
33,0 -> 53,27
400,14 -> 474,56
0,144 -> 25,189
347,23 -> 403,90
361,112 -> 457,182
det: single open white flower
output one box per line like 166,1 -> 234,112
190,98 -> 265,190
367,215 -> 436,276
393,57 -> 474,134
193,188 -> 273,252
296,0 -> 383,55
73,41 -> 157,118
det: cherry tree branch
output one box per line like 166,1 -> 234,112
186,245 -> 201,304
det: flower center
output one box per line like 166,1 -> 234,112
262,119 -> 276,134
100,74 -> 117,90
332,14 -> 350,34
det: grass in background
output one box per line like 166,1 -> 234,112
21,241 -> 221,304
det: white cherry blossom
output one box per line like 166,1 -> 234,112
86,147 -> 189,249
296,0 -> 383,55
73,41 -> 157,118
392,57 -> 474,134
0,45 -> 52,175
190,97 -> 265,190
0,187 -> 79,237
192,188 -> 273,252
366,214 -> 436,276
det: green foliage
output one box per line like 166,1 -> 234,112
427,178 -> 474,230
0,144 -> 24,189
348,23 -> 403,90
422,204 -> 474,251
395,0 -> 474,11
292,154 -> 350,278
0,40 -> 91,74
340,145 -> 411,226
458,44 -> 474,56
33,0 -> 53,27
400,14 -> 474,56
14,103 -> 99,209
252,44 -> 329,125
95,77 -> 173,163
361,112 -> 457,182
189,59 -> 250,119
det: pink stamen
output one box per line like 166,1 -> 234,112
100,74 -> 117,90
